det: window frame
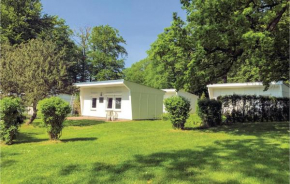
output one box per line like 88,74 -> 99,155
115,97 -> 122,110
91,97 -> 97,111
106,97 -> 114,110
105,96 -> 122,111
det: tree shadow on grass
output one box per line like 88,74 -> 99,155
55,138 -> 288,184
61,137 -> 98,142
14,132 -> 98,144
186,121 -> 289,139
13,132 -> 48,144
63,120 -> 105,127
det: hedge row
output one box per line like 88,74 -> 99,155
197,99 -> 222,127
218,95 -> 289,123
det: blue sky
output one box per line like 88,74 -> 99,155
42,0 -> 186,68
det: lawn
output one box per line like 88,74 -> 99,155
1,116 -> 289,184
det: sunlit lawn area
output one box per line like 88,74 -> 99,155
1,115 -> 289,184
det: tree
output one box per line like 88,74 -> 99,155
123,57 -> 173,89
147,13 -> 204,94
1,0 -> 80,83
123,58 -> 150,85
181,0 -> 289,90
74,27 -> 92,82
0,39 -> 73,125
88,25 -> 127,81
0,0 -> 54,44
148,0 -> 289,95
39,18 -> 80,83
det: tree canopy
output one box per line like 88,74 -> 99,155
88,25 -> 127,81
181,0 -> 289,91
125,0 -> 289,96
1,0 -> 80,83
0,39 -> 73,124
1,0 -> 54,44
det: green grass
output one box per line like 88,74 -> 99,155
1,115 -> 289,184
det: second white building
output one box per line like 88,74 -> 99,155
162,89 -> 199,113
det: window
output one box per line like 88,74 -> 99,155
115,98 -> 122,109
99,97 -> 104,103
92,98 -> 97,108
107,98 -> 113,109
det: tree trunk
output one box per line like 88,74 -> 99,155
26,103 -> 37,125
223,75 -> 227,83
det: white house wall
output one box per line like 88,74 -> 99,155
124,81 -> 165,119
209,85 -> 283,99
177,90 -> 199,113
162,91 -> 176,113
80,86 -> 132,119
281,84 -> 290,98
162,90 -> 198,113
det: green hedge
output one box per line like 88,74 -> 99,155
164,96 -> 191,129
37,97 -> 71,140
0,97 -> 24,144
197,99 -> 222,127
218,95 -> 289,123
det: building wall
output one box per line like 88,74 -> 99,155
177,90 -> 199,113
124,81 -> 165,119
162,91 -> 176,113
80,86 -> 132,119
281,84 -> 290,98
163,90 -> 198,113
130,92 -> 164,119
209,85 -> 283,99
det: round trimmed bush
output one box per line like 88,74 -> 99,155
37,97 -> 71,140
0,97 -> 24,144
164,96 -> 191,129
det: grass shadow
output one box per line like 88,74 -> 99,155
194,121 -> 289,138
54,138 -> 288,183
13,132 -> 48,144
61,137 -> 98,142
63,120 -> 105,127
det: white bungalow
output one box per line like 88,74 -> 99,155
75,80 -> 165,120
207,81 -> 290,99
162,89 -> 199,113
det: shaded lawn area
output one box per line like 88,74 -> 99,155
1,116 -> 289,184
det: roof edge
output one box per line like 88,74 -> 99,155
207,81 -> 283,88
74,79 -> 125,87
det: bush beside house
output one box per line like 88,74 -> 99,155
218,95 -> 289,123
164,96 -> 191,129
0,97 -> 25,144
197,99 -> 222,127
37,97 -> 71,140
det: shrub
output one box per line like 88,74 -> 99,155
218,95 -> 289,123
197,99 -> 222,127
160,113 -> 170,121
0,97 -> 24,144
164,96 -> 191,129
37,97 -> 71,140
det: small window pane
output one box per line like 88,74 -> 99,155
99,97 -> 104,103
107,98 -> 113,109
115,98 -> 121,109
92,98 -> 97,108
